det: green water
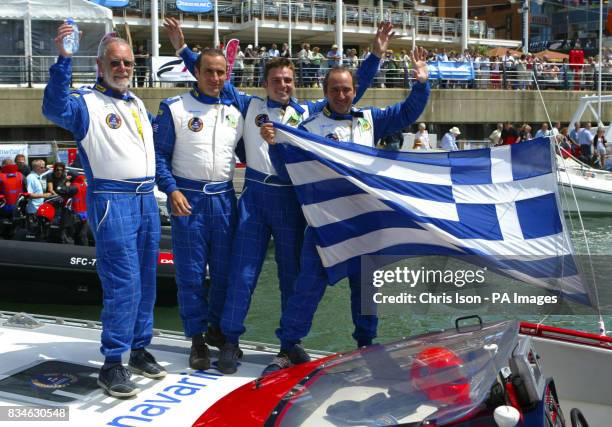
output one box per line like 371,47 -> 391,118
2,216 -> 611,353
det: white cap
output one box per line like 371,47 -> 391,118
247,44 -> 253,49
449,126 -> 461,135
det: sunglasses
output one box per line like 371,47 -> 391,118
109,59 -> 134,68
100,31 -> 119,44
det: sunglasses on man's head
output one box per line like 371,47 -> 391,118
100,31 -> 119,44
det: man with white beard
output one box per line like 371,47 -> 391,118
42,25 -> 164,397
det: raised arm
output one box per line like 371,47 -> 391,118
164,17 -> 252,115
370,46 -> 430,142
355,22 -> 396,103
41,23 -> 89,141
303,21 -> 395,113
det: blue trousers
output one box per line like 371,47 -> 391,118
221,179 -> 305,343
276,227 -> 378,349
171,189 -> 237,338
88,192 -> 160,359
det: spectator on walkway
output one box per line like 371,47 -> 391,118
298,43 -> 311,86
501,122 -> 519,145
133,44 -> 148,87
578,122 -> 594,163
14,154 -> 30,178
258,46 -> 269,86
233,47 -> 245,87
535,122 -> 551,139
489,122 -> 503,146
551,121 -> 561,136
400,49 -> 411,88
310,47 -> 324,87
280,43 -> 290,59
490,56 -> 501,89
327,44 -> 342,68
518,124 -> 532,142
593,127 -> 607,169
441,127 -> 460,151
243,44 -> 256,86
569,121 -> 581,144
414,122 -> 431,149
26,159 -> 51,218
269,43 -> 280,58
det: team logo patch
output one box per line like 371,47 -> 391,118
105,113 -> 122,129
31,373 -> 77,389
287,113 -> 301,126
226,114 -> 238,129
255,114 -> 269,127
188,117 -> 204,132
358,118 -> 372,131
325,133 -> 339,141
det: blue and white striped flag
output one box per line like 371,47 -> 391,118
272,123 -> 593,306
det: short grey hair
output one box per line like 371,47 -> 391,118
1,158 -> 13,166
97,35 -> 131,60
31,159 -> 45,168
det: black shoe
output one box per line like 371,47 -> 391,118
205,325 -> 226,349
286,343 -> 311,364
189,343 -> 211,370
261,344 -> 311,376
128,349 -> 167,379
217,342 -> 243,374
97,364 -> 140,398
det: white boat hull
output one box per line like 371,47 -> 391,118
559,182 -> 612,214
557,156 -> 612,214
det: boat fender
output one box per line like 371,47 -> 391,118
493,406 -> 520,427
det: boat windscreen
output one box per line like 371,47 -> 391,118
272,320 -> 519,427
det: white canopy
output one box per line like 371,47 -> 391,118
0,0 -> 113,59
1,0 -> 113,24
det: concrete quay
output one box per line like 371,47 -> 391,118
1,87 -> 609,134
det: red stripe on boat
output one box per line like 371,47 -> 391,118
520,321 -> 612,350
192,355 -> 337,427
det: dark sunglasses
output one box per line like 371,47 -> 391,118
110,59 -> 134,68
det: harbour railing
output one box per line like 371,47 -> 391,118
2,55 -> 610,92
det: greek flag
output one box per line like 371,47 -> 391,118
272,123 -> 593,305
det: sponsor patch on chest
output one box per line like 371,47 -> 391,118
188,117 -> 204,132
255,113 -> 269,127
105,113 -> 122,129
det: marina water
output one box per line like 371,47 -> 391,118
3,215 -> 611,353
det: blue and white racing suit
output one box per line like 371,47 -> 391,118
42,56 -> 160,361
154,87 -> 244,338
177,48 -> 380,345
269,81 -> 431,350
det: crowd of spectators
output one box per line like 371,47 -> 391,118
141,41 -> 612,91
494,121 -> 609,169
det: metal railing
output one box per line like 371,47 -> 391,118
4,55 -> 611,92
114,0 -> 495,40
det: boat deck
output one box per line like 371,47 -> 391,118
0,311 -> 327,426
